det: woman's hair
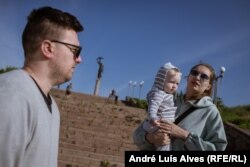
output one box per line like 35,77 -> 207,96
189,63 -> 216,97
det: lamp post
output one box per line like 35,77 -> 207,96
132,81 -> 137,98
127,80 -> 133,97
213,66 -> 226,105
139,80 -> 144,99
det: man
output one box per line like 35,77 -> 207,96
0,6 -> 83,167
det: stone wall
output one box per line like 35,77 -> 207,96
224,122 -> 250,150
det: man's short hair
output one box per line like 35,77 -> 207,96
22,6 -> 84,57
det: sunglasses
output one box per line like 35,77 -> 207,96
51,40 -> 82,58
190,69 -> 210,80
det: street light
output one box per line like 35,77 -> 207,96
213,66 -> 226,105
139,80 -> 144,99
132,81 -> 137,98
127,80 -> 133,97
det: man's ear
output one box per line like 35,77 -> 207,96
40,40 -> 54,59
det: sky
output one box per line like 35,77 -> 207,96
0,0 -> 249,107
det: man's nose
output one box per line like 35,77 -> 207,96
76,55 -> 82,63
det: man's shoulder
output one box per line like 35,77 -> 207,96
0,69 -> 27,81
0,69 -> 33,94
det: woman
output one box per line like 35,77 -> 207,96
133,63 -> 227,151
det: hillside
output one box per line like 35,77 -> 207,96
51,89 -> 146,167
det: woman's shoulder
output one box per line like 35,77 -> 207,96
185,96 -> 219,116
196,97 -> 221,118
194,96 -> 215,108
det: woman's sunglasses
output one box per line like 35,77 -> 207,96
190,69 -> 210,80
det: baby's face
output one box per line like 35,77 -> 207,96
164,70 -> 181,94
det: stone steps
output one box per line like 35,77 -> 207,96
59,142 -> 125,166
50,89 -> 145,166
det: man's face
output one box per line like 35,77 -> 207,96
50,29 -> 82,85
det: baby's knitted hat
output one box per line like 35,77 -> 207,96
152,62 -> 178,90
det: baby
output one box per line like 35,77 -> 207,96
143,62 -> 181,151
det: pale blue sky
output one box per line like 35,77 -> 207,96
0,0 -> 249,107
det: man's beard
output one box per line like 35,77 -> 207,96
49,63 -> 72,86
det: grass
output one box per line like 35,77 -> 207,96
220,105 -> 250,129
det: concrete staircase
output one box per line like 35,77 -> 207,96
51,89 -> 146,167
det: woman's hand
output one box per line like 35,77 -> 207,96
145,129 -> 170,147
159,120 -> 190,140
145,120 -> 190,147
